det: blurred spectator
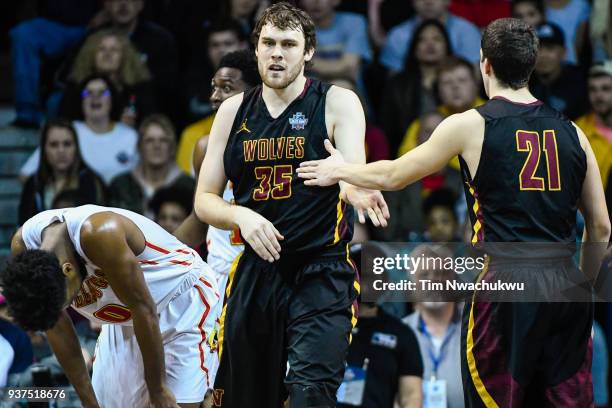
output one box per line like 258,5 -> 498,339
52,189 -> 86,209
110,114 -> 194,217
449,0 -> 511,28
380,0 -> 481,72
381,20 -> 452,155
329,78 -> 390,162
217,0 -> 269,35
398,56 -> 484,158
544,0 -> 590,66
0,296 -> 34,386
530,22 -> 588,120
184,19 -> 249,122
337,244 -> 423,408
590,0 -> 612,63
403,301 -> 463,408
300,0 -> 372,86
593,320 -> 609,408
9,0 -> 100,128
20,75 -> 139,184
575,61 -> 612,190
149,186 -> 194,233
403,243 -> 464,408
18,119 -> 106,225
511,0 -> 545,27
0,334 -> 12,386
94,0 -> 179,122
58,29 -> 155,126
422,188 -> 460,242
178,50 -> 261,174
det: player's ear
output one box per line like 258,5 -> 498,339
61,262 -> 77,279
304,47 -> 314,63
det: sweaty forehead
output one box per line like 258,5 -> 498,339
259,23 -> 305,43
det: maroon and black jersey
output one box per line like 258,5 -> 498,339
224,79 -> 354,254
459,97 -> 587,245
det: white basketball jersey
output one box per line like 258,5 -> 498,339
21,205 -> 215,326
206,183 -> 243,276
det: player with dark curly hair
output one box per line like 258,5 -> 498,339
2,205 -> 220,408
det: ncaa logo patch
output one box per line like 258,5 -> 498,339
289,112 -> 308,130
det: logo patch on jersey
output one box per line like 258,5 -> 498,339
235,119 -> 251,134
371,332 -> 397,349
289,112 -> 308,130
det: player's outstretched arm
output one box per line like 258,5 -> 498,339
324,85 -> 390,227
46,311 -> 100,408
80,213 -> 179,408
574,124 -> 611,283
195,95 -> 284,262
298,112 -> 469,191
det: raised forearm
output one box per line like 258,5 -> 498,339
131,304 -> 166,397
46,312 -> 99,407
336,160 -> 400,191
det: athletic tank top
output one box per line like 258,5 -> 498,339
21,205 -> 215,325
460,97 -> 586,248
224,79 -> 354,255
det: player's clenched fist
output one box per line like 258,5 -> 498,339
150,386 -> 180,408
234,206 -> 284,262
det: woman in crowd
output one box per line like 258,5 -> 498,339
20,74 -> 139,185
60,28 -> 155,126
18,119 -> 105,225
380,19 -> 452,155
109,114 -> 194,217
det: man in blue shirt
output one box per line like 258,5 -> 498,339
380,0 -> 481,72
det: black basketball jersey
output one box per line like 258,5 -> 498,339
224,79 -> 354,254
459,97 -> 586,244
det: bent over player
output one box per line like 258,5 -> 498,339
1,205 -> 220,408
194,2 -> 389,407
298,18 -> 611,407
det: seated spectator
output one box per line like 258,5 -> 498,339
217,0 -> 269,36
512,0 -> 546,27
52,189 -> 87,209
593,320 -> 609,408
20,75 -> 139,184
337,244 -> 423,408
92,0 -> 179,122
184,19 -> 249,123
575,61 -> 612,190
178,50 -> 261,174
590,0 -> 611,62
109,114 -> 194,217
381,20 -> 452,155
398,56 -> 485,159
0,334 -> 12,386
421,187 -> 460,242
58,29 -> 155,126
0,296 -> 34,386
300,0 -> 372,86
149,186 -> 194,233
449,0 -> 510,28
18,119 -> 106,225
530,22 -> 588,119
9,0 -> 100,128
380,0 -> 481,72
545,0 -> 591,65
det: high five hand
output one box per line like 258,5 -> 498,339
297,139 -> 344,186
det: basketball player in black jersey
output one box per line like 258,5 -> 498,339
299,18 -> 611,407
194,3 -> 389,408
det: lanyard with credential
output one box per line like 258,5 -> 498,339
418,316 -> 456,378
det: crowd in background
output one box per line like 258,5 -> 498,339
1,0 -> 612,406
